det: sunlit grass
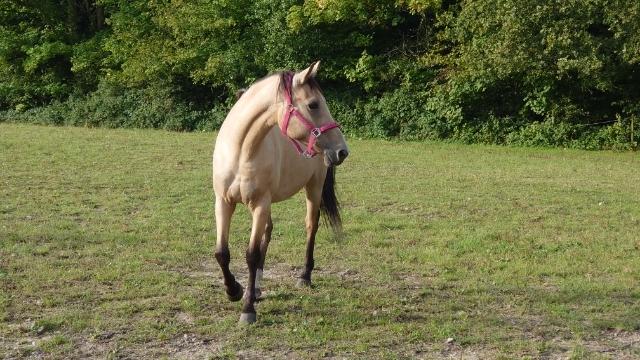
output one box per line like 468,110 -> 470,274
1,123 -> 639,358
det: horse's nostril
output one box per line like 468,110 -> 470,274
337,149 -> 349,161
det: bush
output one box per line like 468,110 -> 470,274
330,87 -> 429,139
505,121 -> 577,148
2,0 -> 639,150
0,82 -> 230,131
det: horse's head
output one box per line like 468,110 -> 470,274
282,61 -> 349,167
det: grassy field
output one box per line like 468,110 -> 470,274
1,123 -> 639,359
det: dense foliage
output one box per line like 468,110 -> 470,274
1,0 -> 638,149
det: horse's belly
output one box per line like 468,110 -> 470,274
271,180 -> 306,203
270,160 -> 321,203
219,164 -> 317,204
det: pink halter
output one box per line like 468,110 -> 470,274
280,72 -> 340,158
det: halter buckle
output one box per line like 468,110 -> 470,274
302,150 -> 315,159
310,128 -> 322,138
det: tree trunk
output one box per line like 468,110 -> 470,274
95,4 -> 105,30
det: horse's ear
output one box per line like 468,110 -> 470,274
294,61 -> 320,86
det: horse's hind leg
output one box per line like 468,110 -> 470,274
297,185 -> 321,287
214,197 -> 243,302
255,215 -> 273,299
239,198 -> 271,324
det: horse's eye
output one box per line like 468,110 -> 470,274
308,101 -> 319,110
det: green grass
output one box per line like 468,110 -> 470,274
1,123 -> 639,358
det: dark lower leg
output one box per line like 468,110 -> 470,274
214,198 -> 240,300
257,217 -> 273,270
242,247 -> 261,314
300,241 -> 315,282
242,202 -> 270,317
299,210 -> 319,282
214,248 -> 243,300
253,217 -> 272,298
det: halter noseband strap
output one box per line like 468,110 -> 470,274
280,72 -> 340,158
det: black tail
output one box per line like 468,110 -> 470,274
320,166 -> 342,236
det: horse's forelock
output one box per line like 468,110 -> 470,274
276,71 -> 322,96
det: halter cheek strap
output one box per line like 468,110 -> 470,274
280,72 -> 340,158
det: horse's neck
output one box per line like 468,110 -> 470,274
226,77 -> 281,161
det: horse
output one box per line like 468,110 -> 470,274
212,61 -> 349,324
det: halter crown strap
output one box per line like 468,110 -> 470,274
279,72 -> 340,158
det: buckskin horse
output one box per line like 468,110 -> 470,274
212,62 -> 349,324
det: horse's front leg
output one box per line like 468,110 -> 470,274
239,198 -> 271,324
255,215 -> 273,299
214,197 -> 243,301
297,186 -> 321,287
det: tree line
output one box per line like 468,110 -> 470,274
1,0 -> 638,149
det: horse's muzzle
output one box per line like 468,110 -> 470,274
337,149 -> 349,164
325,148 -> 349,166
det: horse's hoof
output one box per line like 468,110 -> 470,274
238,312 -> 257,325
296,278 -> 312,288
227,283 -> 244,302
